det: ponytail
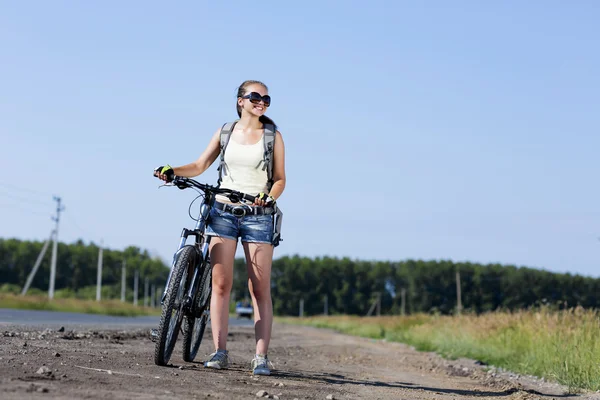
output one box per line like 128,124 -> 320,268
259,115 -> 277,130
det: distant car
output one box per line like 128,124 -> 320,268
235,301 -> 253,319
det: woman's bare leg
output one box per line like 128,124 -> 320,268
243,242 -> 274,355
209,237 -> 237,351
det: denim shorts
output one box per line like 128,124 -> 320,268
205,204 -> 274,245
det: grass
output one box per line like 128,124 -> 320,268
0,293 -> 161,317
277,307 -> 600,392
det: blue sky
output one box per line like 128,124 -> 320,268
1,1 -> 599,277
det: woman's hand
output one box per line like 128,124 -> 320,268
253,192 -> 275,207
153,165 -> 175,182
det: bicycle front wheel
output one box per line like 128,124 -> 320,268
154,245 -> 196,366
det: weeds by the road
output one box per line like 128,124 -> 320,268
0,293 -> 160,317
278,307 -> 600,392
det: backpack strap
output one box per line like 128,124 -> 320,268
216,120 -> 238,187
261,123 -> 276,191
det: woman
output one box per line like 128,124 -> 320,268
154,80 -> 286,376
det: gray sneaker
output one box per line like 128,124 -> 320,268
251,355 -> 272,376
204,350 -> 230,369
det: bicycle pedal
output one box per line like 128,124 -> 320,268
150,328 -> 159,342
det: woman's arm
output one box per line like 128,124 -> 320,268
172,128 -> 221,177
269,130 -> 286,200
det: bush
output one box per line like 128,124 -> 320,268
0,283 -> 22,294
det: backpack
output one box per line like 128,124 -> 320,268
216,119 -> 283,247
216,120 -> 276,191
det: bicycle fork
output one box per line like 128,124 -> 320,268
161,203 -> 213,305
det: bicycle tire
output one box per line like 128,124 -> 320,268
182,261 -> 212,362
154,245 -> 196,366
182,312 -> 209,362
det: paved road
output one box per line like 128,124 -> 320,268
0,308 -> 253,330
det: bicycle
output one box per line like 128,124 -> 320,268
153,176 -> 259,366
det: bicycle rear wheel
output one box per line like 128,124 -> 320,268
182,260 -> 212,362
182,312 -> 209,362
154,245 -> 196,366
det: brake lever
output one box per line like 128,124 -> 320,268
158,182 -> 189,190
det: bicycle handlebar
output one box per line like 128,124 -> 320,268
170,176 -> 258,204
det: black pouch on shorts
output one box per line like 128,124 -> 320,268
272,206 -> 283,247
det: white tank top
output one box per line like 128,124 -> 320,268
216,135 -> 269,203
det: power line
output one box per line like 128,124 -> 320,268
0,201 -> 50,218
0,182 -> 52,197
5,188 -> 105,243
63,213 -> 100,242
0,190 -> 53,207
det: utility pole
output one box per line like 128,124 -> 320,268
299,298 -> 304,318
120,259 -> 126,302
456,269 -> 462,315
144,277 -> 149,307
156,286 -> 163,307
96,240 -> 103,301
323,294 -> 328,316
150,284 -> 156,308
133,270 -> 139,306
400,288 -> 406,316
22,231 -> 54,296
48,196 -> 65,299
366,292 -> 382,316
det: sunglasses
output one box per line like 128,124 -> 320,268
241,92 -> 271,107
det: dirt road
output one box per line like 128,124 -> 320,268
0,323 -> 595,399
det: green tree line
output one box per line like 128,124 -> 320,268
2,238 -> 599,315
233,256 -> 600,316
0,238 -> 169,301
